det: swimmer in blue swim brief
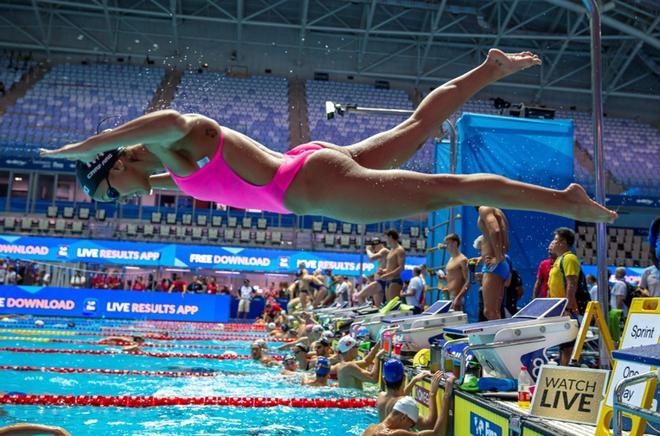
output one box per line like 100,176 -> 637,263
475,206 -> 511,321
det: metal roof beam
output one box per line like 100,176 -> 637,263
545,0 -> 660,50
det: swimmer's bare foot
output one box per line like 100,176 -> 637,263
563,183 -> 618,223
486,49 -> 541,80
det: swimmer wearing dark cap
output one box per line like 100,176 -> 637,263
302,357 -> 332,387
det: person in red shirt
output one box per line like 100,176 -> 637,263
160,278 -> 171,293
131,276 -> 146,291
92,269 -> 107,289
106,270 -> 122,290
264,302 -> 282,321
206,277 -> 218,294
168,275 -> 186,293
532,240 -> 556,299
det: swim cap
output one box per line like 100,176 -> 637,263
317,338 -> 331,347
356,327 -> 370,338
34,320 -> 45,327
383,359 -> 405,383
315,357 -> 331,377
222,350 -> 238,357
283,354 -> 296,364
281,324 -> 290,333
305,324 -> 314,332
393,397 -> 419,424
267,322 -> 276,331
337,335 -> 357,354
322,330 -> 334,339
254,339 -> 267,349
293,342 -> 309,353
312,325 -> 324,334
67,322 -> 76,328
76,149 -> 124,197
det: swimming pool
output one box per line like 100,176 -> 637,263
0,318 -> 378,435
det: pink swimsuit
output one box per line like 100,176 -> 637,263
167,128 -> 322,214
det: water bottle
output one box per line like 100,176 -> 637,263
517,366 -> 533,409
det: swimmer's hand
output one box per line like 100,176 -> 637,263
40,143 -> 96,161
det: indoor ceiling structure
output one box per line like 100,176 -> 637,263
0,0 -> 658,116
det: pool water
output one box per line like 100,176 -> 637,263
0,318 -> 378,435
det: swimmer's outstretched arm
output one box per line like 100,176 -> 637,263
40,110 -> 194,161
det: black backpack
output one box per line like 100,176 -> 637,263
623,280 -> 642,309
559,254 -> 591,315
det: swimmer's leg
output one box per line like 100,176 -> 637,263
385,282 -> 402,302
482,273 -> 505,320
356,282 -> 383,306
295,152 -> 617,224
345,49 -> 541,170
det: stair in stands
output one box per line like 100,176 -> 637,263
288,78 -> 310,147
0,61 -> 51,116
147,67 -> 183,112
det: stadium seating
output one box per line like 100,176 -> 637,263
0,56 -> 34,91
171,73 -> 290,152
0,63 -> 164,158
576,224 -> 652,267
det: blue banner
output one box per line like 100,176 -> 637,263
0,157 -> 76,172
0,234 -> 425,276
0,285 -> 230,322
455,114 -> 575,322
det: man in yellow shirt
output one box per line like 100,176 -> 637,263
547,227 -> 581,365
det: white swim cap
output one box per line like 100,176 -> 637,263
222,350 -> 238,357
337,335 -> 357,354
34,320 -> 45,327
312,325 -> 324,334
267,322 -> 276,331
217,323 -> 225,331
393,397 -> 419,424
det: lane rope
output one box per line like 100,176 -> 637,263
0,365 -> 220,377
0,394 -> 375,409
0,347 -> 283,361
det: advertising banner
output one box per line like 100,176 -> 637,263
0,234 -> 425,276
0,285 -> 230,322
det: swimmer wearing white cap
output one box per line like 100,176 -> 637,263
331,336 -> 383,390
363,374 -> 455,436
250,340 -> 275,366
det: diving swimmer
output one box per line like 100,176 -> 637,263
42,50 -> 616,225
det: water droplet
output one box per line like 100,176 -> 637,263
77,34 -> 84,40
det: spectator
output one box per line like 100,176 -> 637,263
206,277 -> 218,294
147,273 -> 155,291
237,279 -> 255,319
17,261 -> 26,285
106,270 -> 121,290
160,277 -> 172,292
70,271 -> 86,288
187,275 -> 204,293
402,268 -> 425,314
278,282 -> 289,299
586,274 -> 598,302
547,227 -> 582,365
640,261 -> 659,298
5,265 -> 18,285
641,217 -> 659,297
532,241 -> 556,299
36,268 -> 50,286
21,262 -> 34,285
611,267 -> 628,316
169,275 -> 186,293
92,269 -> 107,289
219,285 -> 231,295
132,276 -> 146,291
0,259 -> 6,285
264,281 -> 279,305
